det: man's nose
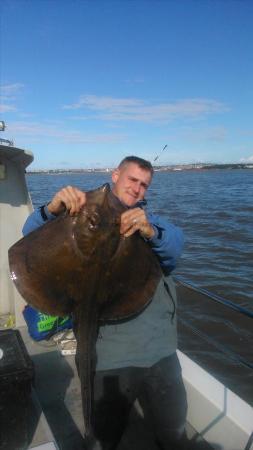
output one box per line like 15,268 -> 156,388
133,183 -> 141,194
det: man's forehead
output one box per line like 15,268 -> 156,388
121,162 -> 152,177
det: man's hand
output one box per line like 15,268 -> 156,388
120,208 -> 155,239
47,186 -> 86,216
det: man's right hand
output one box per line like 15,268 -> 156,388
47,186 -> 86,216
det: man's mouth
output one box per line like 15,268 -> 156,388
126,191 -> 138,199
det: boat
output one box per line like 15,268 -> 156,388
0,122 -> 252,450
0,121 -> 57,449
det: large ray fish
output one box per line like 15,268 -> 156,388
8,183 -> 162,438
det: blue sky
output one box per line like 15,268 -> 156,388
1,0 -> 253,169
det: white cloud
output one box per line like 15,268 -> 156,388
183,126 -> 227,143
124,78 -> 145,85
0,104 -> 17,113
239,155 -> 253,163
0,83 -> 24,97
63,94 -> 229,123
64,95 -> 142,111
7,121 -> 126,145
0,82 -> 24,113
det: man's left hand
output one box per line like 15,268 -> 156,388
120,208 -> 155,239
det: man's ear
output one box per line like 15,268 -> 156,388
111,169 -> 119,184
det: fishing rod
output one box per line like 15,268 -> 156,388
175,276 -> 253,319
153,144 -> 168,163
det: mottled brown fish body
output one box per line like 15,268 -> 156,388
8,183 -> 162,437
9,183 -> 161,319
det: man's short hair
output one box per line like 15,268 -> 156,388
118,156 -> 154,176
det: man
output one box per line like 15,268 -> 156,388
23,156 -> 187,450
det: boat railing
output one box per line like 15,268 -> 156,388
0,121 -> 14,146
0,138 -> 14,146
175,276 -> 253,319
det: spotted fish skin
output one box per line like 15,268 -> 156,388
8,183 -> 162,436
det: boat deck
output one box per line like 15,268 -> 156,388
19,327 -> 212,450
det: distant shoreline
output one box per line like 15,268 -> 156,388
26,163 -> 253,174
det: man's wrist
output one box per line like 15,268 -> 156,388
39,205 -> 48,221
47,202 -> 55,214
140,225 -> 156,240
47,202 -> 64,215
39,203 -> 57,221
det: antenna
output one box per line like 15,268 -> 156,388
0,121 -> 6,131
0,121 -> 13,146
153,144 -> 167,163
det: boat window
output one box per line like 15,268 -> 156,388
0,163 -> 6,180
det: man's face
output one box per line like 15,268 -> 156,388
112,162 -> 152,207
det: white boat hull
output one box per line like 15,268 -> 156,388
179,350 -> 253,450
0,144 -> 33,325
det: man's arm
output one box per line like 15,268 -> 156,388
22,205 -> 56,235
147,213 -> 184,273
22,186 -> 86,236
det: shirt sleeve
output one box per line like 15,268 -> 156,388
147,212 -> 184,274
22,205 -> 56,236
